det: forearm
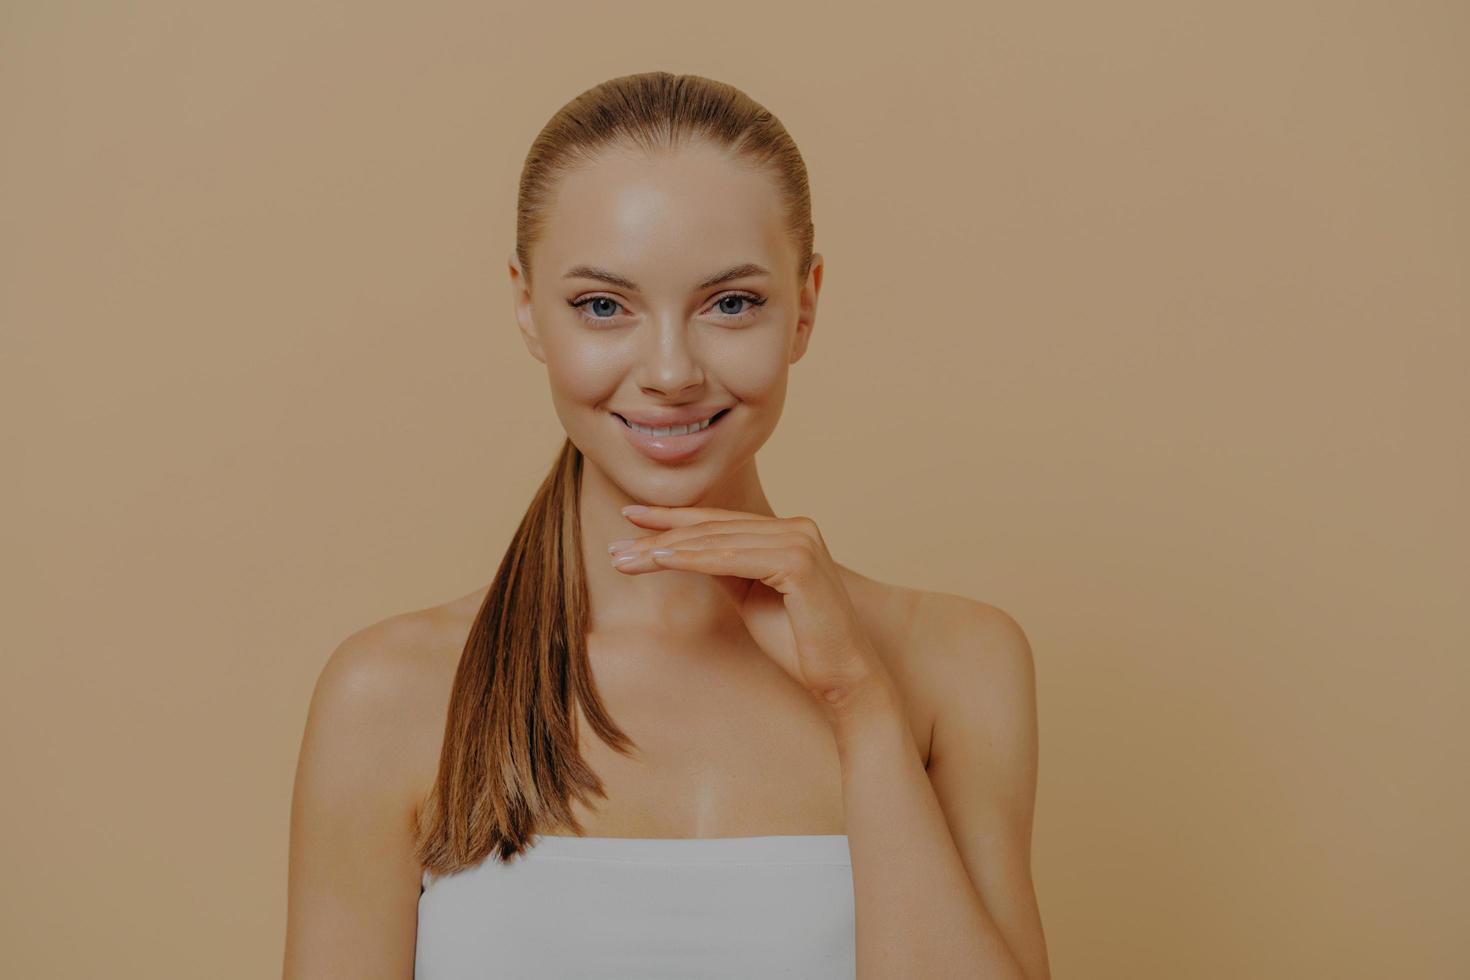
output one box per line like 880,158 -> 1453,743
830,676 -> 1027,980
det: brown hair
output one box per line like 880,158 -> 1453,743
413,71 -> 815,873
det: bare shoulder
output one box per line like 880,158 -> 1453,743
905,589 -> 1036,717
905,589 -> 1039,777
294,587 -> 485,840
912,589 -> 1035,674
293,592 -> 480,834
313,588 -> 484,799
314,597 -> 466,726
283,592 -> 481,977
837,565 -> 1033,685
838,567 -> 1035,755
899,591 -> 1049,980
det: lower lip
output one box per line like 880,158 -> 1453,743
614,408 -> 731,463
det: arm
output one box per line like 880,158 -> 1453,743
282,624 -> 427,979
830,598 -> 1050,980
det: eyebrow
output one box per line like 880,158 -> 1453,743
561,262 -> 771,292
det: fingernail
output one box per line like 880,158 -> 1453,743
612,553 -> 641,565
621,504 -> 650,516
607,538 -> 635,554
649,548 -> 676,557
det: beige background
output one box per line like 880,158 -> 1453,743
2,1 -> 1465,977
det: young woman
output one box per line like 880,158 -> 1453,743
284,71 -> 1050,979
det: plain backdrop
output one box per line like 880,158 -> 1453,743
2,2 -> 1466,978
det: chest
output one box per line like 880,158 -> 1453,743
542,627 -> 932,839
545,632 -> 844,837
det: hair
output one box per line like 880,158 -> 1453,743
413,72 -> 816,873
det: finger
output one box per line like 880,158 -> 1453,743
620,504 -> 765,529
610,524 -> 804,556
612,531 -> 809,560
609,534 -> 797,573
620,506 -> 821,545
642,544 -> 813,593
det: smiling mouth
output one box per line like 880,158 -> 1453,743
613,408 -> 731,437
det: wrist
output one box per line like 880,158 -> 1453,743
822,670 -> 906,741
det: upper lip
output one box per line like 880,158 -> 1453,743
613,406 -> 730,427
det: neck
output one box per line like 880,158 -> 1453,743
578,457 -> 774,638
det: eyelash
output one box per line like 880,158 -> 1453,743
568,291 -> 768,326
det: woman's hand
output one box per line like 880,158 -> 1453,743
607,504 -> 893,713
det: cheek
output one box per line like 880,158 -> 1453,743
543,333 -> 621,405
706,333 -> 790,402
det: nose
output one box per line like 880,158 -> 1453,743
632,310 -> 704,398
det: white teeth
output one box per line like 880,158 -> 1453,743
624,413 -> 718,437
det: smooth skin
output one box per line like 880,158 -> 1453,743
283,140 -> 1049,978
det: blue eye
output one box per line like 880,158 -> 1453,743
568,291 -> 767,325
567,295 -> 627,323
574,296 -> 623,319
714,293 -> 766,317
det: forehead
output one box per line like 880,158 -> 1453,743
537,141 -> 792,289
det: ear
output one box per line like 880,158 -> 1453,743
789,252 -> 823,365
509,254 -> 546,364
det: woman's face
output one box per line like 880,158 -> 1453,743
511,140 -> 822,504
